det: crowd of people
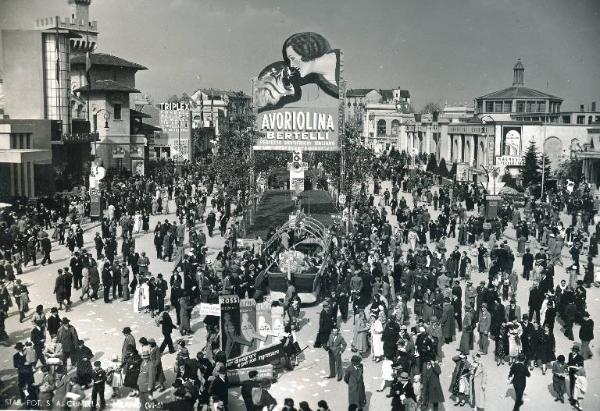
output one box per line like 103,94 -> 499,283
250,156 -> 597,411
1,160 -> 265,410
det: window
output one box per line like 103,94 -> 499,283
114,103 -> 122,120
538,101 -> 546,112
485,101 -> 493,112
377,119 -> 386,136
589,116 -> 594,125
494,101 -> 502,112
516,101 -> 525,113
477,101 -> 483,113
577,116 -> 585,124
391,120 -> 400,136
526,101 -> 534,112
503,101 -> 512,112
562,116 -> 570,124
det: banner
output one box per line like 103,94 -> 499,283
220,295 -> 242,359
226,343 -> 284,369
227,365 -> 274,386
199,303 -> 220,317
112,145 -> 125,159
253,32 -> 343,152
501,126 -> 522,157
240,299 -> 258,353
256,302 -> 273,349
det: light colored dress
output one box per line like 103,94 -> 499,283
371,319 -> 384,358
133,213 -> 142,233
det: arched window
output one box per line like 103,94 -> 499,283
377,119 -> 386,136
391,120 -> 400,136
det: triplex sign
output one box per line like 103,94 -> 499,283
159,102 -> 191,111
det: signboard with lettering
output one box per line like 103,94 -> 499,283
159,107 -> 192,161
495,156 -> 525,167
253,32 -> 343,152
227,364 -> 274,386
226,343 -> 284,369
90,188 -> 101,218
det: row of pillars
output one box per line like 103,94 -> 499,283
9,162 -> 35,197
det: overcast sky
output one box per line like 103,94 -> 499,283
1,0 -> 599,110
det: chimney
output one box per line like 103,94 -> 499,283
580,104 -> 585,112
592,102 -> 597,112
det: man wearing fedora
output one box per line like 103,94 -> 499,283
344,354 -> 366,410
137,349 -> 156,410
389,370 -> 416,410
567,343 -> 584,404
324,327 -> 346,380
13,342 -> 34,401
56,317 -> 79,369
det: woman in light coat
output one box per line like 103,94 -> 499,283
370,311 -> 385,362
469,354 -> 486,410
351,311 -> 369,354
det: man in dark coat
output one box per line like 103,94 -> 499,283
421,360 -> 444,410
240,370 -> 260,411
102,263 -> 112,303
382,317 -> 400,360
579,311 -> 594,359
13,342 -> 34,401
527,283 -> 543,324
567,343 -> 584,404
344,355 -> 366,410
40,235 -> 52,265
158,311 -> 177,354
56,317 -> 79,368
508,354 -> 530,410
54,269 -> 68,310
314,303 -> 334,348
522,248 -> 533,280
30,323 -> 46,366
441,298 -> 455,344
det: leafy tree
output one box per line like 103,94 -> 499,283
437,158 -> 448,177
556,157 -> 583,183
255,151 -> 289,173
419,102 -> 442,114
426,153 -> 437,173
208,116 -> 259,204
521,141 -> 540,187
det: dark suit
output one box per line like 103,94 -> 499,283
326,333 -> 346,379
240,378 -> 260,411
522,253 -> 533,279
509,362 -> 530,410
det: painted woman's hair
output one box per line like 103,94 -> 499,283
283,32 -> 331,62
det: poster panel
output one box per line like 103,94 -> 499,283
240,298 -> 258,353
220,295 -> 241,359
132,160 -> 145,176
254,32 -> 342,152
256,302 -> 273,348
90,188 -> 101,218
271,306 -> 285,340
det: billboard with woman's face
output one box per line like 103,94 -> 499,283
254,32 -> 343,152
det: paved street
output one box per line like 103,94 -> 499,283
229,181 -> 600,411
0,206 -> 228,408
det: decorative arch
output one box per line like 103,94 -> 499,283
391,120 -> 401,136
544,136 -> 563,167
464,140 -> 472,164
